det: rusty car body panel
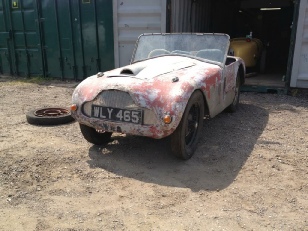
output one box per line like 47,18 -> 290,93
71,33 -> 245,139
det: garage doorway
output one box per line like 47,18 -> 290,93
209,0 -> 297,93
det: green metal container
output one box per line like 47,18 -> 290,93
0,0 -> 114,80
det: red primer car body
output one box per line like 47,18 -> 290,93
71,33 -> 245,152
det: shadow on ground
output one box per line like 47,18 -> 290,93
87,103 -> 269,192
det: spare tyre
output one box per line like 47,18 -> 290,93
26,107 -> 74,125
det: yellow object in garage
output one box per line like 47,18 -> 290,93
230,38 -> 263,68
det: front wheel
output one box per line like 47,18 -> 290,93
170,91 -> 205,160
79,123 -> 112,145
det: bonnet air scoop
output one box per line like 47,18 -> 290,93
119,62 -> 149,76
136,60 -> 196,79
106,57 -> 196,79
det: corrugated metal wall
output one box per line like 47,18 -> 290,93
169,0 -> 211,33
291,0 -> 308,88
0,0 -> 114,80
41,0 -> 114,80
113,0 -> 167,67
112,0 -> 211,68
0,0 -> 43,77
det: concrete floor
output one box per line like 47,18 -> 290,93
244,72 -> 286,87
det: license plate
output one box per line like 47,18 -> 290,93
91,105 -> 143,124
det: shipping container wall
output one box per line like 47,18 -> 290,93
169,0 -> 210,33
0,1 -> 12,75
0,0 -> 114,80
113,0 -> 167,67
0,0 -> 43,77
41,0 -> 114,80
112,0 -> 211,68
290,0 -> 308,88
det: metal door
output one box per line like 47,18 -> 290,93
41,0 -> 76,79
113,0 -> 167,68
41,0 -> 114,80
0,0 -> 44,77
1,0 -> 114,80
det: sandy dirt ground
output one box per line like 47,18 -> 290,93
0,77 -> 307,231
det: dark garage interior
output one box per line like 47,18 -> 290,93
208,0 -> 296,92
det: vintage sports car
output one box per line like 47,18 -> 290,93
71,33 -> 245,159
229,36 -> 265,73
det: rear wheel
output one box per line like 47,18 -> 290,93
79,123 -> 112,145
171,91 -> 204,160
226,72 -> 240,113
259,50 -> 266,74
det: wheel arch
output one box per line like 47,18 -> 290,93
170,89 -> 208,133
193,89 -> 210,117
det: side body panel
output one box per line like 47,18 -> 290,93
208,56 -> 244,118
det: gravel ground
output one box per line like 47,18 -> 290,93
0,77 -> 307,230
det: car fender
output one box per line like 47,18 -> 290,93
127,64 -> 222,131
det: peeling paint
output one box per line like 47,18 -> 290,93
72,46 -> 245,139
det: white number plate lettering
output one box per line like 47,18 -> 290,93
91,105 -> 143,124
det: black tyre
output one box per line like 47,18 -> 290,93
79,123 -> 112,145
26,107 -> 74,125
170,91 -> 204,160
226,72 -> 240,113
259,50 -> 266,74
